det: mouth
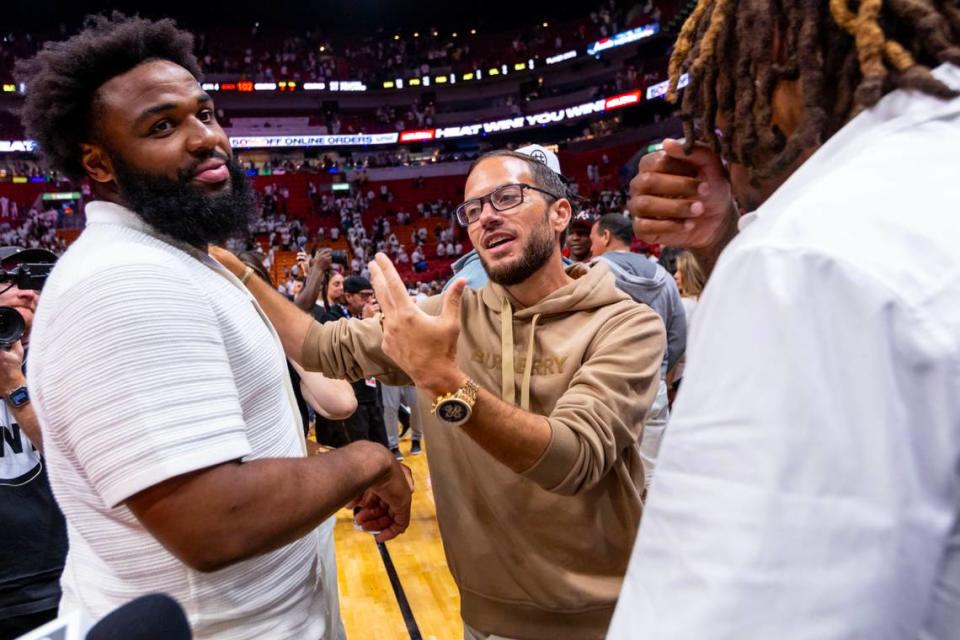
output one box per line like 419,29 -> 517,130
483,232 -> 517,257
191,158 -> 230,185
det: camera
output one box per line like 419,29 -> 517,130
0,250 -> 56,348
330,250 -> 349,266
0,308 -> 25,350
0,262 -> 54,292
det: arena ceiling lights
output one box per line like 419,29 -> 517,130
193,23 -> 660,96
199,80 -> 369,93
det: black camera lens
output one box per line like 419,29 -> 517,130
0,307 -> 25,348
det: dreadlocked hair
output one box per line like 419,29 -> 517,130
667,0 -> 960,180
14,13 -> 200,181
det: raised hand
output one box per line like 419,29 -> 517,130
367,253 -> 467,396
629,139 -> 738,252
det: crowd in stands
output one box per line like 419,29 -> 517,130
2,144 -> 641,290
0,1 -> 677,85
0,196 -> 69,253
243,179 -> 470,296
194,0 -> 659,84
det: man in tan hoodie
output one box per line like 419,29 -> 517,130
213,148 -> 665,640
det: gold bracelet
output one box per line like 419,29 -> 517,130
239,265 -> 255,285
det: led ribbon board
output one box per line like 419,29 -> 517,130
229,133 -> 400,149
587,23 -> 660,56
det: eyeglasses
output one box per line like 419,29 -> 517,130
455,183 -> 559,226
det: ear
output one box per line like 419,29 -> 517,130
601,229 -> 612,246
80,143 -> 115,185
551,198 -> 573,234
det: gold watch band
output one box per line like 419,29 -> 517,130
431,378 -> 479,414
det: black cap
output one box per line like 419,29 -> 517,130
0,246 -> 58,269
569,210 -> 597,230
343,275 -> 373,293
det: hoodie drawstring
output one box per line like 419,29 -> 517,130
500,297 -> 540,412
520,314 -> 541,412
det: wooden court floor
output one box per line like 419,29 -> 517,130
320,436 -> 463,640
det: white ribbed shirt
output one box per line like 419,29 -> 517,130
27,202 -> 332,639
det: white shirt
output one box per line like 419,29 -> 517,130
609,64 -> 960,639
28,202 -> 335,640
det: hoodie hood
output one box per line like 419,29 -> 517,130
596,251 -> 668,292
480,261 -> 630,318
480,262 -> 630,411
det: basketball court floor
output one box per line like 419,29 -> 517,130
319,436 -> 462,639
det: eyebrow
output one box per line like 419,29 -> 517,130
134,92 -> 213,127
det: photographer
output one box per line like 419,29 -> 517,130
0,247 -> 66,640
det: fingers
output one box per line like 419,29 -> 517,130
662,138 -> 727,183
369,253 -> 408,313
368,260 -> 397,316
628,194 -> 701,220
440,279 -> 466,322
630,171 -> 701,199
356,501 -> 409,542
400,463 -> 415,491
638,150 -> 699,178
630,217 -> 693,246
208,246 -> 245,277
374,253 -> 409,306
375,522 -> 407,543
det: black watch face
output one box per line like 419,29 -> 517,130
9,387 -> 29,407
437,399 -> 470,424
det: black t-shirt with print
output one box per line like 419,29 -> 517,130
0,362 -> 67,618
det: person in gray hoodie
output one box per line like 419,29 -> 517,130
590,213 -> 686,486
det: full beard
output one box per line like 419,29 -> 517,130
113,153 -> 255,248
480,221 -> 556,287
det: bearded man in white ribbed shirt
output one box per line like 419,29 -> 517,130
17,14 -> 412,640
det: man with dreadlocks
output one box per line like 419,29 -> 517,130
609,0 -> 960,637
17,14 -> 412,639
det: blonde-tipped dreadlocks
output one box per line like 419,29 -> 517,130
667,0 -> 960,179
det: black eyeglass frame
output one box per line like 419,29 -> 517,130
455,182 -> 560,226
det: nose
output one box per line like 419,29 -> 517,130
15,288 -> 38,308
477,200 -> 504,229
185,116 -> 221,155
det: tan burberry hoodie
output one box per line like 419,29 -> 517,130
302,262 -> 664,639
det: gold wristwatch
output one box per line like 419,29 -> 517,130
431,378 -> 480,427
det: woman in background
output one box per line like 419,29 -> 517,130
668,251 -> 705,400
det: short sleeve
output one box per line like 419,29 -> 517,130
30,265 -> 252,507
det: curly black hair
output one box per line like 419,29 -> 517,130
14,13 -> 201,181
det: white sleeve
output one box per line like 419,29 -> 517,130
608,245 -> 960,639
32,265 -> 252,508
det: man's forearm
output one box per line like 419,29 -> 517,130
127,440 -> 393,572
244,274 -> 315,363
427,372 -> 551,472
290,360 -> 357,419
294,267 -> 324,312
11,404 -> 43,455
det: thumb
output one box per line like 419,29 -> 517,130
662,138 -> 726,183
440,278 -> 467,321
